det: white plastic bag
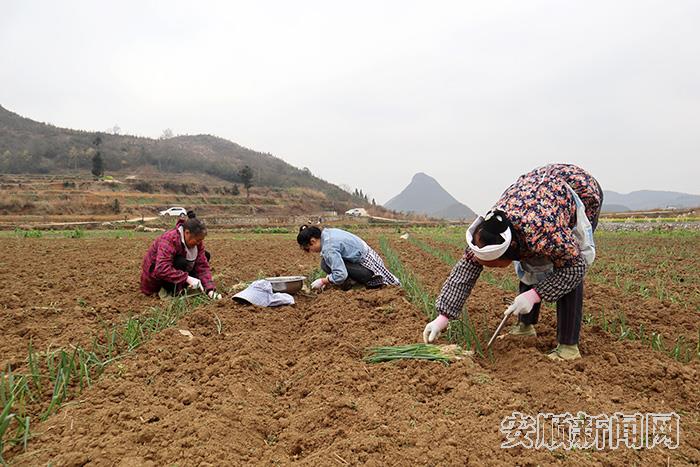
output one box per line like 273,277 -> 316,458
565,183 -> 596,266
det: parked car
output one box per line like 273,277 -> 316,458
159,206 -> 187,217
345,208 -> 368,217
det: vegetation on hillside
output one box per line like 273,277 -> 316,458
0,105 -> 359,205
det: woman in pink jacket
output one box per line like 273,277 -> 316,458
140,211 -> 222,299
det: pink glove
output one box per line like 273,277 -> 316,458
423,314 -> 449,343
505,289 -> 540,316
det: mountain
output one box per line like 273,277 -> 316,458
384,173 -> 476,220
603,190 -> 700,212
0,105 -> 356,204
601,203 -> 631,213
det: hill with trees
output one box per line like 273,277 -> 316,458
0,105 -> 359,205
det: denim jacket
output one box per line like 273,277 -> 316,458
321,228 -> 369,284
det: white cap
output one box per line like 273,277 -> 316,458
466,213 -> 512,261
233,280 -> 295,307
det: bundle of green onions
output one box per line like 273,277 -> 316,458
363,343 -> 467,364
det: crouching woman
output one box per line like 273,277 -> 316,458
140,211 -> 222,299
297,225 -> 400,291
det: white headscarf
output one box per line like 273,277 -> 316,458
466,212 -> 512,261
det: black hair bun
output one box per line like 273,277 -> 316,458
187,210 -> 196,219
482,210 -> 509,234
299,225 -> 308,232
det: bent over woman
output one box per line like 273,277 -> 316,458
297,225 -> 400,291
140,211 -> 222,299
423,164 -> 602,361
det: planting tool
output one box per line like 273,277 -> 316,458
486,297 -> 514,350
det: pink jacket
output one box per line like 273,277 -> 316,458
140,220 -> 215,295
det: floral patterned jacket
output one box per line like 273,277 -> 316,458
435,164 -> 602,319
494,163 -> 602,269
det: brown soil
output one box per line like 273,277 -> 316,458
3,233 -> 699,465
1,234 -> 315,369
2,237 -> 156,369
415,233 -> 700,343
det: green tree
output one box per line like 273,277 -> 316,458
92,152 -> 104,179
91,136 -> 104,179
238,165 -> 253,198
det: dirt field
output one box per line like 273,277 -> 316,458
1,227 -> 699,465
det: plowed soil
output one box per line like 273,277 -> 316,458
2,230 -> 699,465
414,234 -> 700,344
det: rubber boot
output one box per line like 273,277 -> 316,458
546,344 -> 581,361
158,287 -> 172,300
339,278 -> 357,291
366,275 -> 385,290
508,323 -> 537,337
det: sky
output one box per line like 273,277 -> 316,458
1,0 -> 698,213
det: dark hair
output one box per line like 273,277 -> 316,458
474,210 -> 519,260
183,210 -> 207,236
297,225 -> 321,247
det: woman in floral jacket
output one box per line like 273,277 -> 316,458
140,211 -> 222,300
423,164 -> 603,361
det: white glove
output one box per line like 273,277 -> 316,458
207,290 -> 222,300
505,289 -> 540,316
311,278 -> 327,291
186,276 -> 204,292
423,315 -> 450,343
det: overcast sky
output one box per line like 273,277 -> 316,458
1,0 -> 698,213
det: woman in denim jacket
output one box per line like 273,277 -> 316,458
297,225 -> 400,291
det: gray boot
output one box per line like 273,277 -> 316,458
508,322 -> 537,337
546,344 -> 581,361
158,287 -> 172,300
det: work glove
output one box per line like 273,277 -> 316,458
505,289 -> 540,317
207,290 -> 222,300
186,276 -> 204,292
423,314 -> 449,343
311,278 -> 327,291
